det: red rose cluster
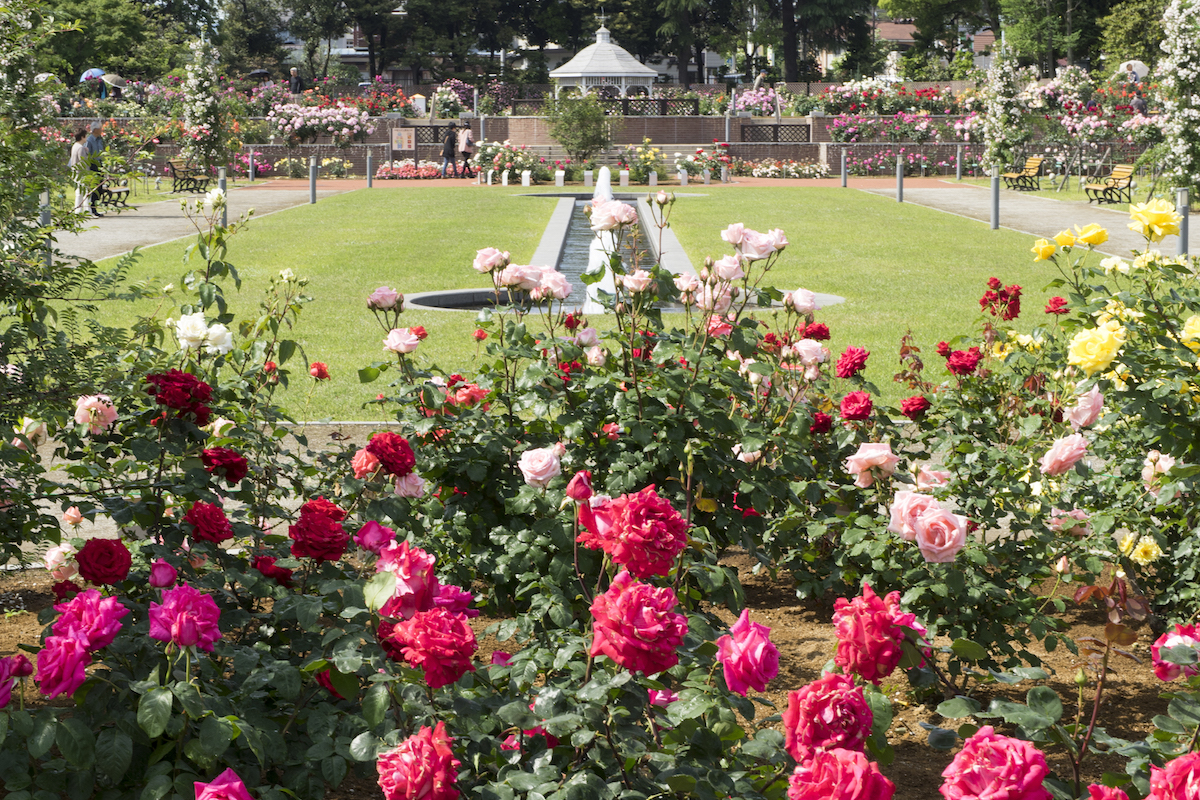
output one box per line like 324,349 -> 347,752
252,555 -> 294,587
185,501 -> 233,544
145,370 -> 213,426
577,485 -> 688,578
979,277 -> 1022,321
365,431 -> 416,478
589,570 -> 687,675
75,538 -> 132,585
202,447 -> 248,486
289,496 -> 348,562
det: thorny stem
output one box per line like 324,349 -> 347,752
1073,644 -> 1111,796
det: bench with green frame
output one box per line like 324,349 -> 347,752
1084,164 -> 1135,205
1002,157 -> 1045,191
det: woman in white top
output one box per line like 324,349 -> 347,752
67,129 -> 90,215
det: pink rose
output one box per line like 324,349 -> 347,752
35,634 -> 91,698
1039,433 -> 1088,476
792,339 -> 827,366
1087,786 -> 1130,800
649,689 -> 679,707
577,485 -> 688,578
518,445 -> 562,488
887,491 -> 941,541
674,273 -> 701,295
789,288 -> 817,314
783,672 -> 873,760
916,467 -> 952,490
195,768 -> 255,800
622,270 -> 654,294
352,447 -> 382,479
602,422 -> 620,440
377,540 -> 437,620
394,471 -> 426,498
1066,386 -> 1104,429
586,346 -> 606,367
720,223 -> 746,246
377,722 -> 460,800
384,328 -> 421,354
716,609 -> 780,695
738,228 -> 777,261
844,442 -> 899,489
148,583 -> 222,652
833,583 -> 905,684
44,542 -> 78,580
538,269 -> 572,299
384,608 -> 477,688
367,286 -> 400,309
788,748 -> 895,800
431,580 -> 478,618
590,570 -> 688,674
148,558 -> 177,588
355,521 -> 396,554
52,588 -> 129,650
590,200 -> 637,231
575,327 -> 600,347
1143,450 -> 1178,497
74,394 -> 118,434
768,228 -> 788,252
940,726 -> 1052,800
1048,508 -> 1091,536
62,506 -> 84,527
699,284 -> 732,313
1152,624 -> 1200,681
713,254 -> 745,282
473,247 -> 510,273
914,508 -> 969,563
1149,753 -> 1200,800
490,651 -> 512,666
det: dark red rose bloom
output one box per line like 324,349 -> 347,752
252,555 -> 295,587
202,447 -> 248,485
376,619 -> 406,662
145,370 -> 213,426
289,502 -> 348,562
301,496 -> 345,522
366,432 -> 416,477
935,341 -> 951,358
987,277 -> 1001,290
809,412 -> 832,434
980,280 -> 1022,321
840,391 -> 873,421
901,395 -> 932,420
1045,297 -> 1070,315
835,346 -> 870,379
52,579 -> 83,601
946,347 -> 983,376
805,322 -> 831,341
76,538 -> 132,585
185,501 -> 233,543
564,313 -> 582,331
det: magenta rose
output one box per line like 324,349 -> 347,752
833,583 -> 905,685
355,520 -> 396,554
431,580 -> 478,618
194,768 -> 255,800
1150,753 -> 1200,799
783,672 -> 873,761
35,635 -> 91,698
75,538 -> 132,585
51,588 -> 129,651
1040,433 -> 1088,476
835,346 -> 870,379
565,470 -> 594,502
385,607 -> 477,689
149,558 -> 177,588
377,722 -> 460,800
0,656 -> 17,708
1152,624 -> 1200,681
914,508 -> 969,563
577,485 -> 689,578
376,540 -> 437,620
788,747 -> 895,800
844,443 -> 900,489
887,491 -> 941,541
716,609 -> 780,696
149,583 -> 222,652
940,726 -> 1052,800
590,570 -> 687,675
1087,787 -> 1129,800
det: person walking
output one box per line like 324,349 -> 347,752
457,123 -> 475,178
1132,91 -> 1148,115
84,122 -> 105,217
68,128 -> 90,215
441,123 -> 459,178
289,67 -> 303,95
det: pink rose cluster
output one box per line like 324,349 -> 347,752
784,672 -> 873,761
1152,624 -> 1200,681
494,263 -> 572,301
590,199 -> 638,231
889,491 -> 969,563
377,721 -> 460,800
590,570 -> 688,674
149,583 -> 222,652
716,609 -> 780,695
833,583 -> 926,685
940,726 -> 1052,800
577,485 -> 689,578
36,588 -> 130,698
720,222 -> 788,262
843,442 -> 899,489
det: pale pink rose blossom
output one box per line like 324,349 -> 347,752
844,443 -> 900,489
698,284 -> 732,313
913,508 -> 969,562
590,200 -> 637,231
720,223 -> 746,246
367,286 -> 399,309
1039,433 -> 1088,476
1066,387 -> 1104,429
575,327 -> 599,348
1049,508 -> 1091,536
789,288 -> 817,315
792,339 -> 827,367
498,264 -> 543,291
1142,450 -> 1179,498
473,247 -> 510,273
767,228 -> 788,252
713,255 -> 745,282
538,269 -> 572,300
623,270 -> 653,293
674,273 -> 701,295
888,491 -> 941,541
586,346 -> 606,367
394,472 -> 426,498
916,467 -> 952,490
383,328 -> 421,354
518,446 -> 562,488
62,506 -> 84,527
737,229 -> 776,261
44,542 -> 77,580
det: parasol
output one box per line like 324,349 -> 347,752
79,68 -> 105,83
248,69 -> 271,80
1117,60 -> 1149,80
101,73 -> 126,87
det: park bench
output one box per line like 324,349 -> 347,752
1002,157 -> 1044,191
97,177 -> 131,208
166,158 -> 211,194
1084,164 -> 1135,205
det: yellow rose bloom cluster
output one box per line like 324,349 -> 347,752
1128,199 -> 1182,243
1068,320 -> 1126,376
1031,239 -> 1056,261
1183,315 -> 1200,353
1074,223 -> 1108,246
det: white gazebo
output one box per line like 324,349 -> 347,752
548,26 -> 659,97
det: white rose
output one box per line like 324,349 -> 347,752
205,323 -> 233,354
790,288 -> 817,315
586,346 -> 606,367
175,312 -> 209,350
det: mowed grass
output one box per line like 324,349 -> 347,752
94,183 -> 1101,419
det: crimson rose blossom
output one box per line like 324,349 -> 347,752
36,634 -> 91,698
52,588 -> 129,650
716,609 -> 780,695
1045,296 -> 1070,315
367,431 -> 417,477
805,322 -> 831,340
590,570 -> 688,675
202,447 -> 248,485
1149,753 -> 1200,800
377,722 -> 460,800
145,369 -> 213,425
835,346 -> 869,379
252,555 -> 295,587
290,496 -> 349,562
75,538 -> 132,585
810,412 -> 832,434
185,501 -> 233,544
946,347 -> 982,376
901,395 -> 931,420
577,485 -> 689,578
839,391 -> 873,421
194,768 -> 255,800
385,607 -> 477,689
149,583 -> 222,652
833,583 -> 907,684
788,747 -> 895,800
940,726 -> 1051,800
783,672 -> 874,760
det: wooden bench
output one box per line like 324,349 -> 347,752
166,158 -> 211,193
1002,157 -> 1044,191
1084,164 -> 1135,205
97,178 -> 131,208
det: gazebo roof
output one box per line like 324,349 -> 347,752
548,27 -> 658,79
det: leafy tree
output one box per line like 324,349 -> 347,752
285,0 -> 350,81
37,0 -> 156,83
545,95 -> 611,164
217,0 -> 288,76
141,0 -> 217,37
1099,0 -> 1168,68
831,15 -> 892,80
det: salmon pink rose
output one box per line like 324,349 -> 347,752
916,467 -> 952,490
788,747 -> 895,800
1040,433 -> 1088,476
1152,624 -> 1200,681
44,542 -> 78,580
783,672 -> 873,760
888,492 -> 941,541
716,609 -> 780,695
844,442 -> 899,489
940,726 -> 1051,800
74,394 -> 118,435
1049,508 -> 1091,536
833,583 -> 906,684
590,570 -> 687,675
352,447 -> 381,479
62,507 -> 84,527
377,722 -> 460,800
394,472 -> 426,498
914,508 -> 969,563
385,608 -> 477,688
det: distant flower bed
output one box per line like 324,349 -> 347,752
738,158 -> 831,179
375,159 -> 443,179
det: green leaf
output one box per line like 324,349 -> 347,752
140,774 -> 172,800
327,668 -> 359,700
55,718 -> 95,768
1169,697 -> 1200,728
172,682 -> 205,718
990,700 -> 1053,732
138,687 -> 174,739
28,713 -> 56,759
95,729 -> 133,784
358,366 -> 380,383
937,696 -> 981,719
322,755 -> 348,787
1026,686 -> 1064,723
349,731 -> 379,762
199,715 -> 233,758
364,572 -> 397,612
950,638 -> 988,661
922,724 -> 959,750
1154,715 -> 1188,735
497,701 -> 538,730
277,339 -> 296,365
363,683 -> 390,728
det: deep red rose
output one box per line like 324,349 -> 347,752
252,555 -> 294,587
901,395 -> 931,420
202,447 -> 248,485
185,501 -> 233,544
289,500 -> 348,562
946,347 -> 982,376
835,346 -> 870,379
366,432 -> 416,477
76,538 -> 132,585
987,277 -> 1001,290
52,579 -> 83,601
300,496 -> 345,522
935,341 -> 951,357
145,370 -> 213,426
805,322 -> 831,340
840,391 -> 873,420
577,486 -> 689,578
810,412 -> 832,434
564,313 -> 582,331
385,608 -> 477,689
1045,296 -> 1069,315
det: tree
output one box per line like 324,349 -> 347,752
1099,0 -> 1168,68
763,0 -> 873,82
285,0 -> 350,81
38,0 -> 156,83
217,0 -> 288,76
545,95 -> 611,164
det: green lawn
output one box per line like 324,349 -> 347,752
96,184 -> 1101,419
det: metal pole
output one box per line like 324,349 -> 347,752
309,157 -> 317,204
990,165 -> 1000,230
480,115 -> 486,143
725,110 -> 731,143
1179,188 -> 1191,257
841,147 -> 847,188
218,167 -> 227,227
473,88 -> 479,114
956,144 -> 963,181
248,149 -> 255,183
896,156 -> 903,203
40,191 -> 51,268
367,151 -> 374,188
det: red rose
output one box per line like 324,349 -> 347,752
145,370 -> 213,426
263,361 -> 277,373
840,391 -> 873,420
377,723 -> 460,800
835,346 -> 869,379
805,322 -> 831,340
833,583 -> 906,684
590,571 -> 687,674
252,555 -> 294,587
935,341 -> 951,357
900,395 -> 931,420
411,326 -> 428,340
202,447 -> 248,485
384,608 -> 477,689
366,432 -> 416,477
946,347 -> 982,376
52,579 -> 83,601
289,499 -> 348,562
1045,297 -> 1069,315
810,412 -> 832,434
309,362 -> 330,380
185,501 -> 233,544
76,538 -> 132,585
300,496 -> 345,522
577,485 -> 688,578
783,672 -> 873,760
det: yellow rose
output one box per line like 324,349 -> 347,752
1054,230 -> 1076,248
1128,199 -> 1182,242
1031,239 -> 1056,261
1068,323 -> 1125,376
1073,223 -> 1108,246
1130,536 -> 1163,566
992,341 -> 1012,359
1183,315 -> 1200,353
